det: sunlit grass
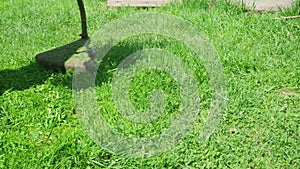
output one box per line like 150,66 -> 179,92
0,0 -> 299,168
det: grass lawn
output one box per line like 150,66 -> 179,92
0,0 -> 299,168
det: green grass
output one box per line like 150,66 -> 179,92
1,0 -> 300,168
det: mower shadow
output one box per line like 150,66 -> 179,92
0,39 -> 88,95
0,62 -> 52,95
95,40 -> 172,87
0,38 -> 171,96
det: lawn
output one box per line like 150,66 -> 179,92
0,0 -> 299,168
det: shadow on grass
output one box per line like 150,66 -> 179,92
0,39 -> 88,95
95,38 -> 172,85
0,38 -> 171,95
0,62 -> 52,95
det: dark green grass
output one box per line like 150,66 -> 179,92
1,0 -> 299,168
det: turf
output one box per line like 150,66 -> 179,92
0,0 -> 299,168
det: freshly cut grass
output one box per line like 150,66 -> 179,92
0,0 -> 299,168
